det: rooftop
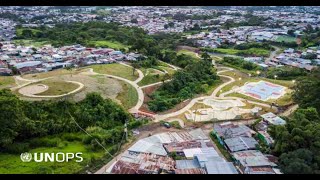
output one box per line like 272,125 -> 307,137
224,136 -> 259,152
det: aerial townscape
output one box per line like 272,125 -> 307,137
0,6 -> 320,175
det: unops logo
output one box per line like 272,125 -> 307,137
20,152 -> 32,162
20,152 -> 83,163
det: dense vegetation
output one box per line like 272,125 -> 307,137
267,69 -> 320,174
293,69 -> 320,113
0,90 -> 143,153
201,42 -> 274,57
148,59 -> 219,112
266,66 -> 307,80
300,25 -> 320,47
269,108 -> 320,174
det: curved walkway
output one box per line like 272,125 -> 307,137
18,80 -> 84,98
154,66 -> 275,121
119,62 -> 144,84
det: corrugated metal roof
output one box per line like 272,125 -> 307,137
175,168 -> 206,174
224,136 -> 258,152
205,162 -> 238,174
213,123 -> 253,139
232,150 -> 277,167
176,159 -> 200,169
183,147 -> 219,159
128,139 -> 167,156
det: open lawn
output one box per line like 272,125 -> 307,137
16,28 -> 42,37
13,39 -> 50,47
275,35 -> 297,43
0,76 -> 15,89
0,134 -> 107,174
34,80 -> 80,96
177,49 -> 200,59
213,48 -> 270,57
90,63 -> 139,81
138,74 -> 162,86
89,40 -> 129,51
116,81 -> 138,109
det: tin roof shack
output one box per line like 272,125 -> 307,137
257,131 -> 274,146
11,61 -> 43,74
128,128 -> 209,156
224,137 -> 259,152
175,168 -> 206,174
232,150 -> 278,174
261,112 -> 286,125
213,122 -> 255,146
163,140 -> 202,156
204,161 -> 239,174
110,151 -> 176,174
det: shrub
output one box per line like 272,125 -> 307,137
61,133 -> 83,142
29,138 -> 60,148
4,143 -> 30,154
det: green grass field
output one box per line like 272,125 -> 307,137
177,49 -> 200,59
138,74 -> 162,86
0,135 -> 107,174
13,39 -> 50,47
214,48 -> 270,57
90,63 -> 139,81
275,35 -> 297,43
116,81 -> 138,109
35,80 -> 80,96
0,76 -> 15,89
89,40 -> 129,51
16,28 -> 42,37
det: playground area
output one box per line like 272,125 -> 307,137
238,81 -> 286,101
184,98 -> 261,122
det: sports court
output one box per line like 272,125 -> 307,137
239,81 -> 286,101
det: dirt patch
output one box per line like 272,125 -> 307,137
18,84 -> 48,95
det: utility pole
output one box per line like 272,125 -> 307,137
124,120 -> 128,141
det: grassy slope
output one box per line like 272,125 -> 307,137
89,40 -> 130,50
214,48 -> 270,57
90,63 -> 139,81
13,39 -> 50,47
0,76 -> 15,89
116,81 -> 138,109
177,49 -> 200,59
0,135 -> 106,174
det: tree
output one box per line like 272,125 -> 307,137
131,63 -> 140,76
201,52 -> 212,63
293,69 -> 320,113
288,29 -> 295,37
130,18 -> 138,24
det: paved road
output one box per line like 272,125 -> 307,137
279,104 -> 299,117
140,79 -> 172,89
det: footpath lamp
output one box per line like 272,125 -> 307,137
256,70 -> 261,77
274,75 -> 278,79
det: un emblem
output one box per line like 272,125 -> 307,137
20,152 -> 32,162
